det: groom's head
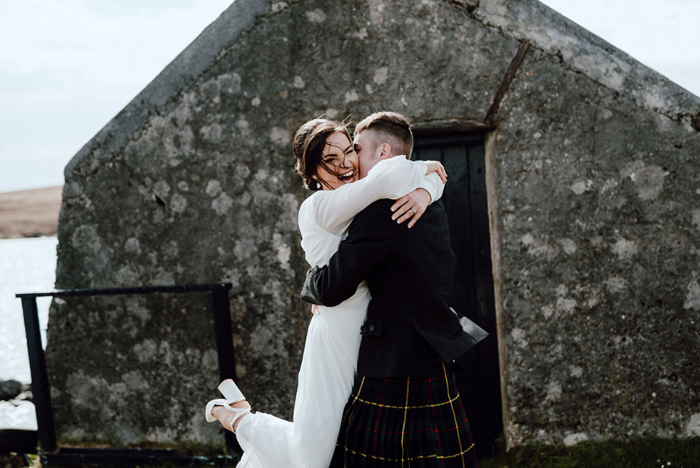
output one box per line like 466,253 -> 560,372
353,112 -> 414,179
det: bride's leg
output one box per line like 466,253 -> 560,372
212,401 -> 251,432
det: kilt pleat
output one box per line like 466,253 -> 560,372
330,363 -> 477,468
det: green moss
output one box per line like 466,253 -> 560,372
479,437 -> 700,468
128,440 -> 227,457
56,436 -> 232,458
57,436 -> 116,449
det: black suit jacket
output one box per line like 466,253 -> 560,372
301,199 -> 478,377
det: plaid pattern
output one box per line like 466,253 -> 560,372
330,363 -> 477,468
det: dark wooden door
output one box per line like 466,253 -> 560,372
413,132 -> 503,455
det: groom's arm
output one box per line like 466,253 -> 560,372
301,201 -> 395,307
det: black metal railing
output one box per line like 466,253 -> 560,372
17,283 -> 239,466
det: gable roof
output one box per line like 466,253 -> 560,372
476,0 -> 699,119
64,0 -> 271,180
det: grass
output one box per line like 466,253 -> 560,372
42,436 -> 699,467
479,437 -> 700,468
56,436 -> 231,457
126,439 -> 228,457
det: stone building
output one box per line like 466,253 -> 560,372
47,0 -> 700,453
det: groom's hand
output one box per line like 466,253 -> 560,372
391,188 -> 431,228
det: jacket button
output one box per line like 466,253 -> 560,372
369,325 -> 375,332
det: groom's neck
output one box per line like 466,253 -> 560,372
359,152 -> 394,179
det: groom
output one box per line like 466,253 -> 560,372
302,111 -> 483,467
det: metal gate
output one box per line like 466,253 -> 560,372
17,283 -> 239,466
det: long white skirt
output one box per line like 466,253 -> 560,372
235,288 -> 369,468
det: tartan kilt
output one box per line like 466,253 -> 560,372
330,363 -> 477,468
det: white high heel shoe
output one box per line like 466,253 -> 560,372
205,379 -> 251,433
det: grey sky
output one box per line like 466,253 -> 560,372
1,0 -> 698,193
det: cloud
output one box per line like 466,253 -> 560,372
0,0 -> 231,192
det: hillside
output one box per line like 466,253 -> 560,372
0,186 -> 63,239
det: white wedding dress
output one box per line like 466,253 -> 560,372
234,155 -> 444,468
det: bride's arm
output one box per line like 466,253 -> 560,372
311,156 -> 437,235
417,171 -> 445,205
389,167 -> 446,227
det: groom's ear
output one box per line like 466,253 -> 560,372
379,142 -> 392,160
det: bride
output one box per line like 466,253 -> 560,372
205,116 -> 446,467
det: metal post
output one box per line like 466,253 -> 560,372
21,297 -> 57,453
209,286 -> 240,454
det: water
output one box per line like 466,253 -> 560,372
0,236 -> 57,429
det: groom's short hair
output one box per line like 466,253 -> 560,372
354,112 -> 413,158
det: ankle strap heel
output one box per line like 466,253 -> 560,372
218,378 -> 246,404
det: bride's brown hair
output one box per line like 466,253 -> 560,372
293,118 -> 353,191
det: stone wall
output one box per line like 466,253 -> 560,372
48,0 -> 700,449
473,0 -> 700,447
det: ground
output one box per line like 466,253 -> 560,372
479,437 -> 700,468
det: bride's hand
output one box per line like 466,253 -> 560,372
391,188 -> 431,229
424,161 -> 448,184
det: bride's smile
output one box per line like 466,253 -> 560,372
337,169 -> 355,184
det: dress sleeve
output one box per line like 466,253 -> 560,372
310,156 -> 435,235
416,172 -> 445,204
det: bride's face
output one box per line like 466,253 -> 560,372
314,132 -> 360,191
